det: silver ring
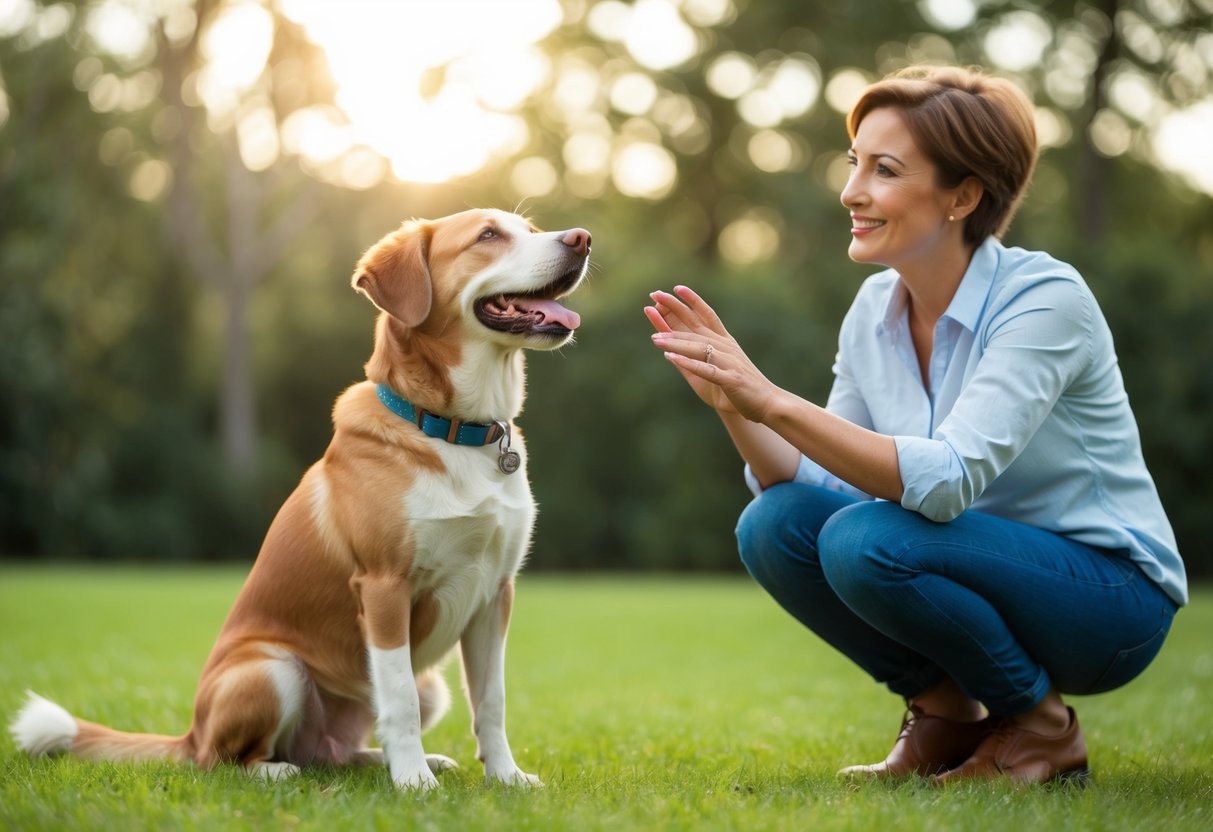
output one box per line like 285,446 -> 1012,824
704,344 -> 715,364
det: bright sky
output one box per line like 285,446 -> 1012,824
277,0 -> 563,185
0,0 -> 1208,202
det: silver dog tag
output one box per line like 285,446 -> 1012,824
495,421 -> 521,475
498,450 -> 521,475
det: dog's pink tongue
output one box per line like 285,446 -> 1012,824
523,299 -> 581,330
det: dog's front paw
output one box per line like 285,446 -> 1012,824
486,767 -> 544,788
392,767 -> 441,792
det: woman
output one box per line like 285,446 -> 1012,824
645,65 -> 1185,785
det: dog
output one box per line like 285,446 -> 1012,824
10,209 -> 590,790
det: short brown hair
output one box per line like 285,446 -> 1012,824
847,66 -> 1038,247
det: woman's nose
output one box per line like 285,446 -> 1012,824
839,169 -> 864,210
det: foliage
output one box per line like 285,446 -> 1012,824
0,1 -> 1210,575
1,567 -> 1211,830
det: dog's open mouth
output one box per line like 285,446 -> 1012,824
474,267 -> 584,336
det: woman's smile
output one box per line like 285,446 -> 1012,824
850,214 -> 887,235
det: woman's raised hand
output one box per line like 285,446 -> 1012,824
644,285 -> 779,423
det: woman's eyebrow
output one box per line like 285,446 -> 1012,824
849,148 -> 907,167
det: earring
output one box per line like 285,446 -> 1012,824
948,215 -> 955,222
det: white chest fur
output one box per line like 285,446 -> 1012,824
402,437 -> 535,669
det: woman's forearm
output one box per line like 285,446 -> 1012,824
762,388 -> 904,502
716,408 -> 802,489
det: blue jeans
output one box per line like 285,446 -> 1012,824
736,483 -> 1177,716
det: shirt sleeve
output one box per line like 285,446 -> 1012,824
897,275 -> 1094,521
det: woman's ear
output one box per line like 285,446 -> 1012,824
351,221 -> 434,327
950,176 -> 985,221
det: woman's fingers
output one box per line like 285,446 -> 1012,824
662,348 -> 720,385
643,304 -> 674,334
649,290 -> 706,334
673,285 -> 728,333
647,299 -> 686,331
651,331 -> 714,365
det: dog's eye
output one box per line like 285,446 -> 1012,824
478,227 -> 497,242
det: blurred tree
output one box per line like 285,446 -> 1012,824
0,6 -> 248,558
956,0 -> 1213,240
151,0 -> 334,473
1,0 -> 1209,577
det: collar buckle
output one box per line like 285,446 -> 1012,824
375,384 -> 513,465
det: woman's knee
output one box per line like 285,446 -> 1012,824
735,483 -> 843,581
817,501 -> 917,592
736,484 -> 799,578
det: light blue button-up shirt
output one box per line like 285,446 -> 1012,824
746,237 -> 1186,606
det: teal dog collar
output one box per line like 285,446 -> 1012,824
376,384 -> 503,446
375,384 -> 521,474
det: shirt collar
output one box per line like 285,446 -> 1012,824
878,236 -> 1001,336
943,237 -> 1000,333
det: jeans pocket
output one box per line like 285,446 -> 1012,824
1085,625 -> 1170,695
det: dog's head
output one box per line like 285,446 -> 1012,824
352,209 -> 590,351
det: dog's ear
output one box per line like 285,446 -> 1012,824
351,222 -> 433,327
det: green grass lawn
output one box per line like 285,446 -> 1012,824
1,565 -> 1210,831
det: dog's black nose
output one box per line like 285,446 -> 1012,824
560,228 -> 591,257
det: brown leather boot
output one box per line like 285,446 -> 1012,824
933,706 -> 1091,786
838,705 -> 993,779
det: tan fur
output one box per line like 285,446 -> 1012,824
12,210 -> 590,787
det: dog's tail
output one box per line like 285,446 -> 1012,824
10,691 -> 189,764
417,669 -> 452,733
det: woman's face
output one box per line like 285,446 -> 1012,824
840,107 -> 962,274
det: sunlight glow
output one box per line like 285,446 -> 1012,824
1089,108 -> 1132,158
1108,68 -> 1159,123
588,0 -> 699,70
917,0 -> 976,31
236,105 -> 280,172
748,129 -> 802,173
98,126 -> 133,165
825,68 -> 872,115
718,210 -> 781,265
510,156 -> 559,199
1153,100 -> 1213,195
552,61 -> 602,118
682,0 -> 735,28
714,53 -> 820,128
1034,107 -> 1072,148
280,0 -> 562,185
129,155 -> 172,201
564,130 -> 613,175
1119,9 -> 1165,64
706,52 -> 757,100
201,1 -> 273,93
82,0 -> 182,65
612,141 -> 677,200
0,0 -> 37,39
984,11 -> 1052,73
1044,27 -> 1099,109
611,72 -> 659,116
738,89 -> 783,128
767,56 -> 821,120
53,0 -> 1209,203
623,0 -> 698,70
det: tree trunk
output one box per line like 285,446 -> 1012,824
156,3 -> 320,475
218,140 -> 260,474
1082,0 -> 1120,244
221,277 -> 255,470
